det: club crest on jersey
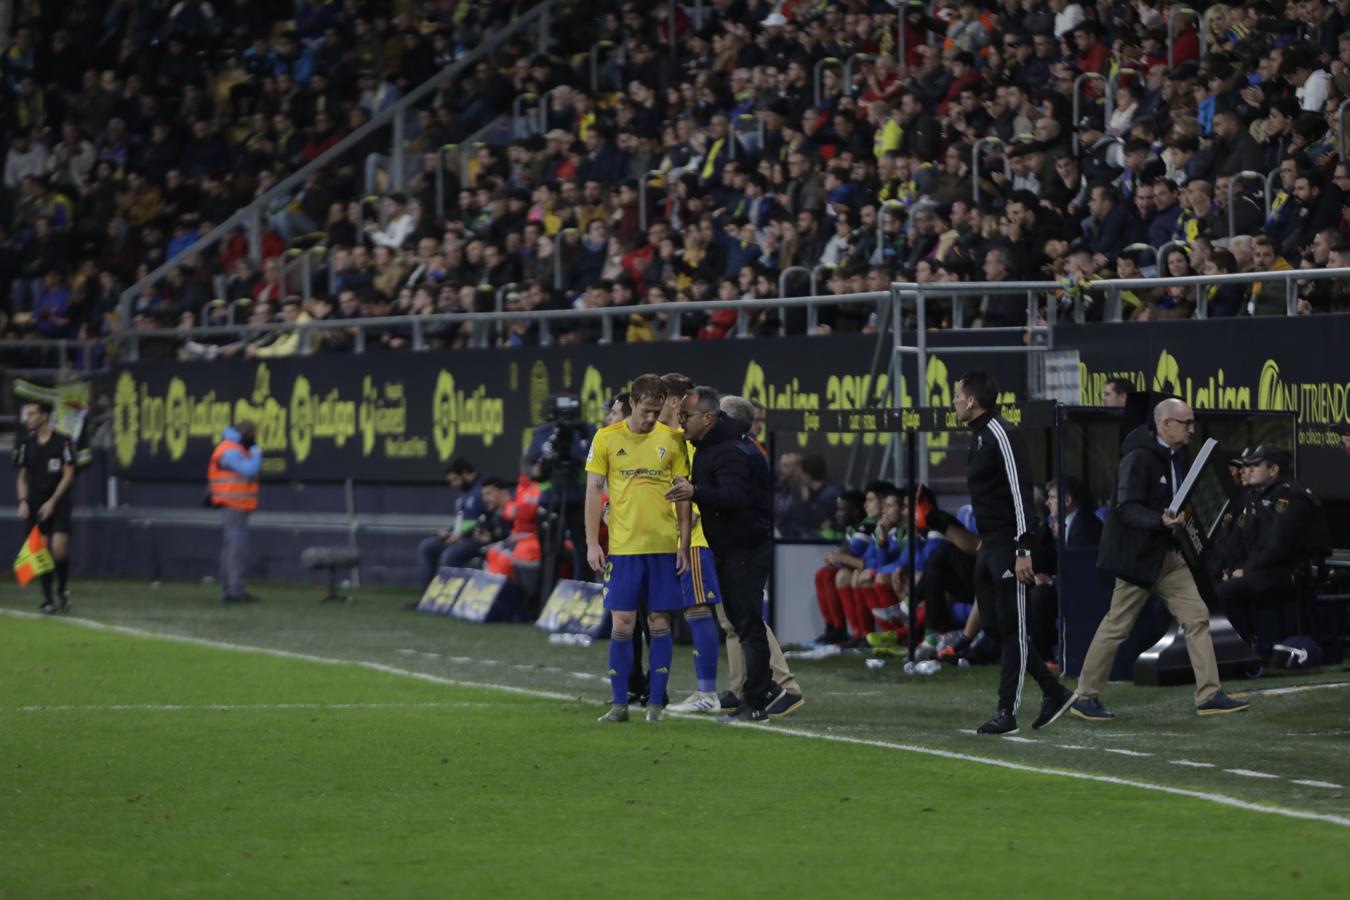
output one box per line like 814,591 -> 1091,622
617,448 -> 628,456
657,447 -> 667,459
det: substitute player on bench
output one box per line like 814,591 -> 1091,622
586,374 -> 692,723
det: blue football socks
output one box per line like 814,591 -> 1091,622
608,631 -> 634,706
648,626 -> 674,708
687,613 -> 720,693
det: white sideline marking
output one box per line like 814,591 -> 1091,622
13,702 -> 497,713
1235,681 -> 1350,698
1171,760 -> 1216,769
1003,736 -> 1037,744
1103,748 -> 1153,758
7,609 -> 1349,831
1225,769 -> 1281,780
1292,780 -> 1343,790
395,647 -> 606,684
1056,745 -> 1088,751
0,610 -> 579,702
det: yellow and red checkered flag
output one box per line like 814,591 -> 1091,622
14,526 -> 54,588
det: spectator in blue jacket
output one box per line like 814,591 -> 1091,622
1147,177 -> 1183,248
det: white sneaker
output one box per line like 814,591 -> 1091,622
872,604 -> 903,623
667,690 -> 722,714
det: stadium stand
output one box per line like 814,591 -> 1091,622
6,0 -> 1350,369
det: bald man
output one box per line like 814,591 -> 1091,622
1059,399 -> 1248,724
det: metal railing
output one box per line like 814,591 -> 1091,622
1106,67 -> 1140,125
1339,99 -> 1350,162
971,137 -> 1010,205
1071,72 -> 1106,154
1168,7 -> 1205,69
0,338 -> 104,375
36,266 -> 1350,365
115,0 -> 558,330
1263,167 -> 1280,220
589,41 -> 617,92
813,57 -> 843,107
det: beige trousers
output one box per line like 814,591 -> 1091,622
1076,551 -> 1221,706
714,601 -> 800,695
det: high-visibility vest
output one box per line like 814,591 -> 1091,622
208,439 -> 259,512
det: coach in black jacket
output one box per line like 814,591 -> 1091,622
666,386 -> 776,721
955,372 -> 1071,735
1069,398 -> 1248,722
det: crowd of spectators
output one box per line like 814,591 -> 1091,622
0,0 -> 544,363
5,0 -> 1350,365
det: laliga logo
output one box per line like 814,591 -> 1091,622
579,365 -> 608,426
164,377 -> 189,461
1153,349 -> 1182,397
360,376 -> 379,455
433,371 -> 458,459
1257,359 -> 1285,411
290,375 -> 315,463
113,371 -> 139,467
926,356 -> 950,408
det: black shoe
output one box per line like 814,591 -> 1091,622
1069,696 -> 1116,722
765,690 -> 805,718
39,600 -> 56,615
718,690 -> 741,712
1032,686 -> 1075,730
813,629 -> 836,644
721,704 -> 769,723
976,709 -> 1019,735
57,590 -> 71,614
1197,691 -> 1250,716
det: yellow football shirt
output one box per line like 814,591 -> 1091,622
586,420 -> 690,555
683,437 -> 708,550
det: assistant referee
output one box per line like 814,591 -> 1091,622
954,372 -> 1072,735
15,401 -> 76,613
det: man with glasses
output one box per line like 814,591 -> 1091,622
666,386 -> 779,721
1062,398 -> 1250,723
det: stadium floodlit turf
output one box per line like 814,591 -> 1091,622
3,581 -> 1349,898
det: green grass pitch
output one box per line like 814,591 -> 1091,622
2,580 -> 1349,898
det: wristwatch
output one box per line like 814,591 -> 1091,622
1015,549 -> 1031,558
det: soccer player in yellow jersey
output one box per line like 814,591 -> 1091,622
653,373 -> 726,715
586,374 -> 692,723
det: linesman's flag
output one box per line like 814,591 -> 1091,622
14,526 -> 54,587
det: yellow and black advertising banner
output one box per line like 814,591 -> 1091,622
1062,316 -> 1350,500
109,334 -> 1026,483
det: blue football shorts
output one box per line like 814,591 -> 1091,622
603,553 -> 685,612
679,546 -> 721,607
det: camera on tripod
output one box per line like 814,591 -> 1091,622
535,394 -> 585,483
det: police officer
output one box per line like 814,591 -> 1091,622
1207,447 -> 1253,584
1216,444 -> 1329,659
208,420 -> 262,604
953,371 -> 1073,735
15,402 -> 75,613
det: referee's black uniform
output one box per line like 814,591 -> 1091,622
17,431 -> 74,534
16,427 -> 75,606
965,408 -> 1063,726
